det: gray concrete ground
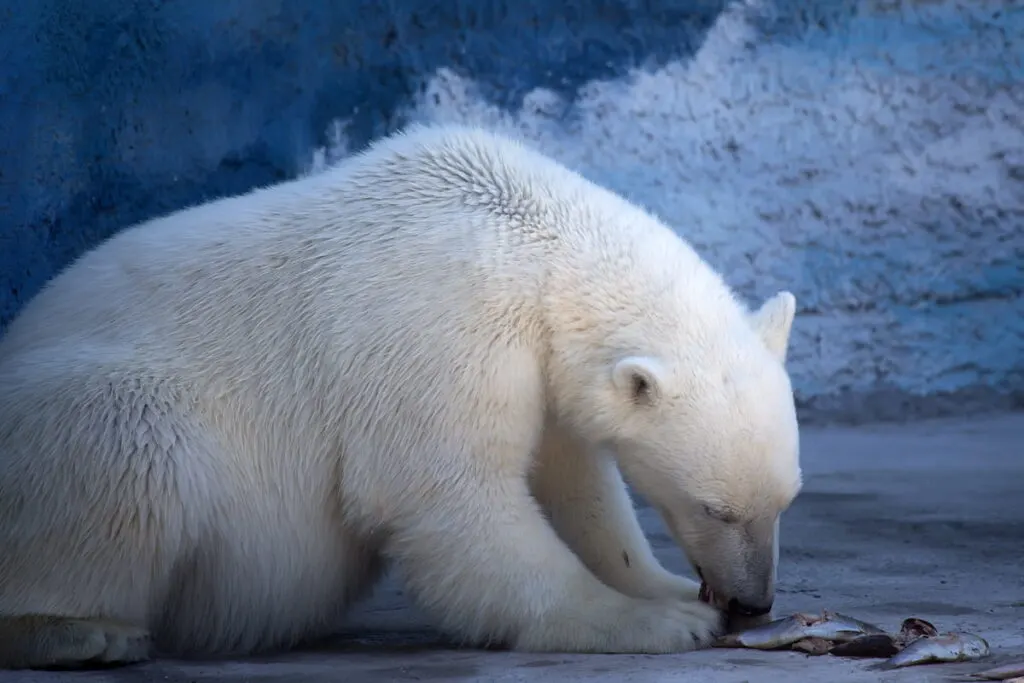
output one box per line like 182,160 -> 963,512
4,412 -> 1023,683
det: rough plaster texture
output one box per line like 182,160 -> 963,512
1,0 -> 1021,422
395,1 -> 1024,421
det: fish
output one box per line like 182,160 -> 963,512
829,618 -> 939,659
804,613 -> 889,643
971,662 -> 1024,680
894,617 -> 938,647
714,610 -> 887,650
829,633 -> 901,658
791,637 -> 834,655
714,612 -> 818,650
886,632 -> 990,668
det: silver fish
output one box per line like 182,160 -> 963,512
887,632 -> 990,668
714,613 -> 816,649
829,633 -> 900,659
792,637 -> 834,656
972,662 -> 1024,680
803,612 -> 888,643
715,610 -> 886,650
894,617 -> 938,647
830,616 -> 937,660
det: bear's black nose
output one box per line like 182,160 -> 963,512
727,597 -> 773,617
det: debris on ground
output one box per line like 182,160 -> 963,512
971,662 -> 1024,680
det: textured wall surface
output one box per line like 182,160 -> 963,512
1,0 -> 1021,422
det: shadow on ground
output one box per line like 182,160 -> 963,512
7,412 -> 1022,683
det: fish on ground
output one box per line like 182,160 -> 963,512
894,617 -> 939,646
829,633 -> 901,658
791,637 -> 834,655
829,616 -> 940,659
715,611 -> 991,669
886,632 -> 990,668
714,610 -> 886,651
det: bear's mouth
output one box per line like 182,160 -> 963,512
698,581 -> 731,612
696,567 -> 726,610
700,582 -> 776,633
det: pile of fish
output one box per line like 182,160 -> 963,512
713,610 -> 992,669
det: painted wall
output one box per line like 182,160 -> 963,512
1,0 -> 1021,422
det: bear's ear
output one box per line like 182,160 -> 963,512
751,291 -> 797,362
612,356 -> 664,407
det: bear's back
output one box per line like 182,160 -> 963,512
0,124 -> 726,393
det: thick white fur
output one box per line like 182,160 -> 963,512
0,124 -> 801,661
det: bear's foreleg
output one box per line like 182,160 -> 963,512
385,470 -> 722,654
530,423 -> 701,601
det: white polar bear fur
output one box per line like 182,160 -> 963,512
0,123 -> 801,663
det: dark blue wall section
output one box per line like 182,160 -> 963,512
0,0 -> 728,326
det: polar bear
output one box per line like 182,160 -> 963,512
0,124 -> 802,669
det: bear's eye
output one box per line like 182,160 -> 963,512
702,504 -> 737,524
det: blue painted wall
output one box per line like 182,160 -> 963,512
0,0 -> 725,319
1,0 -> 1021,422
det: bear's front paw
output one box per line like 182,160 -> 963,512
515,594 -> 724,654
619,597 -> 724,653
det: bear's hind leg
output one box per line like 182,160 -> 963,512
0,615 -> 151,670
0,371 -> 215,669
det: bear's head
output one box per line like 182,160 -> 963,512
562,290 -> 802,620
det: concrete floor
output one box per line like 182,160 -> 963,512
4,412 -> 1023,683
